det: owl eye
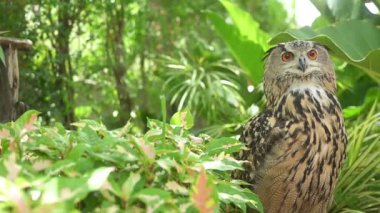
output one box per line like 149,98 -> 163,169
281,52 -> 294,62
307,49 -> 318,60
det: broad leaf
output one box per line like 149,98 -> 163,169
170,109 -> 194,130
219,0 -> 269,49
40,177 -> 89,204
205,137 -> 244,156
121,173 -> 141,201
217,183 -> 263,213
208,0 -> 269,84
310,0 -> 373,22
202,159 -> 243,171
15,110 -> 40,134
208,12 -> 264,84
132,188 -> 174,211
165,181 -> 188,195
270,20 -> 380,82
87,167 -> 114,190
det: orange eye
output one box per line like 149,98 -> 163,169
281,52 -> 294,62
307,49 -> 318,60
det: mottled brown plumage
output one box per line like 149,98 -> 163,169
234,40 -> 347,213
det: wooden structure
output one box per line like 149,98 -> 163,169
0,37 -> 32,122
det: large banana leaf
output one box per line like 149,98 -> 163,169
310,0 -> 373,22
208,0 -> 269,85
270,20 -> 380,82
219,0 -> 268,50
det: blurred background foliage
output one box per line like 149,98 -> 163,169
0,0 -> 377,132
1,0 -> 380,212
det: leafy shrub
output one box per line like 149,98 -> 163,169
331,106 -> 380,212
0,110 -> 262,212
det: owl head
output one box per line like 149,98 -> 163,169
263,40 -> 336,107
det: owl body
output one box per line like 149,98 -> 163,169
235,41 -> 347,213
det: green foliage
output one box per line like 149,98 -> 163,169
162,40 -> 246,125
310,0 -> 379,23
208,0 -> 269,84
0,111 -> 263,212
331,105 -> 380,212
240,0 -> 291,34
1,0 -> 380,212
170,109 -> 194,130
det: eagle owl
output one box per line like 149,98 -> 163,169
234,40 -> 347,213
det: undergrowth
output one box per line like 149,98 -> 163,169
0,109 -> 262,212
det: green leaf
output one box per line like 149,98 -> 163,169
208,12 -> 265,84
343,106 -> 364,119
165,181 -> 188,195
219,0 -> 269,50
170,109 -> 194,130
40,177 -> 88,204
156,158 -> 176,173
66,143 -> 87,160
202,159 -> 243,171
217,183 -> 263,213
87,167 -> 114,190
270,20 -> 380,82
15,110 -> 40,131
207,0 -> 269,84
40,167 -> 114,205
131,188 -> 173,211
205,137 -> 244,156
310,0 -> 372,22
121,173 -> 141,201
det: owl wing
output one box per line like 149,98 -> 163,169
233,110 -> 290,184
233,109 -> 281,184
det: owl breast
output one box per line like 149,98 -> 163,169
255,85 -> 347,213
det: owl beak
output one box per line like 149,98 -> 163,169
298,57 -> 307,72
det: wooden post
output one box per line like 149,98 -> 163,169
0,37 -> 33,122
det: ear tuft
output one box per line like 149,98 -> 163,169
314,42 -> 330,52
262,44 -> 284,61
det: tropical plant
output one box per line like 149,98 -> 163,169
331,105 -> 380,212
162,39 -> 247,127
208,0 -> 269,85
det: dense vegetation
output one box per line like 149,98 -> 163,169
0,0 -> 379,212
0,109 -> 263,212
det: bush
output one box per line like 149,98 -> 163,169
0,110 -> 262,212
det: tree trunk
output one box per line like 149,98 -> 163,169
0,39 -> 32,123
54,0 -> 76,128
106,2 -> 133,125
137,7 -> 149,129
0,58 -> 13,122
